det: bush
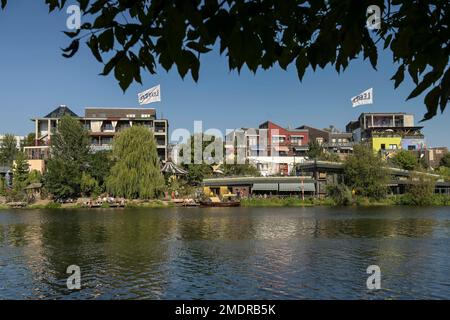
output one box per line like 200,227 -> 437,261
326,184 -> 352,206
405,173 -> 436,206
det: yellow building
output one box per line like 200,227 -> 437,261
370,137 -> 402,152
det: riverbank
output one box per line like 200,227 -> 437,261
241,195 -> 450,207
2,195 -> 450,210
0,200 -> 174,210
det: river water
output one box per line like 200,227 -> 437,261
0,206 -> 449,299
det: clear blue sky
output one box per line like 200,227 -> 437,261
1,0 -> 449,147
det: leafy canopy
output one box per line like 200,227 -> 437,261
0,133 -> 18,166
106,125 -> 165,199
439,152 -> 450,168
1,0 -> 449,120
44,116 -> 91,199
344,144 -> 389,199
391,149 -> 419,171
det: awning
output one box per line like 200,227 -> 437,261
279,183 -> 315,192
273,146 -> 289,152
294,146 -> 309,151
252,183 -> 278,191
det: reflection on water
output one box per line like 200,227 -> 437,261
0,206 -> 449,299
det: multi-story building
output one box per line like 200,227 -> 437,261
297,125 -> 355,158
226,121 -> 309,176
345,112 -> 425,154
24,105 -> 169,172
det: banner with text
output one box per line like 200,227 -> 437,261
351,88 -> 373,107
139,85 -> 161,105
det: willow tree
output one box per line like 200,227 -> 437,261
106,126 -> 164,199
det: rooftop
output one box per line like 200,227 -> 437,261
43,105 -> 79,118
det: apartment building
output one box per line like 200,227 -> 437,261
24,105 -> 169,172
345,112 -> 425,153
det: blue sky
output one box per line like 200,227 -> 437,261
1,1 -> 449,147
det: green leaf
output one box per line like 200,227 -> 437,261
407,70 -> 441,100
78,0 -> 89,11
1,0 -> 7,9
391,65 -> 405,89
115,26 -> 127,46
422,87 -> 440,121
186,41 -> 211,54
295,53 -> 308,81
98,29 -> 114,52
139,47 -> 156,74
383,34 -> 393,50
114,55 -> 133,92
61,40 -> 80,58
87,36 -> 103,63
63,29 -> 81,39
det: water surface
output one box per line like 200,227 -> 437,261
0,206 -> 449,299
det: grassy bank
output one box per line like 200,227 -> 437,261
242,195 -> 450,207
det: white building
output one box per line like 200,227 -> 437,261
0,135 -> 25,148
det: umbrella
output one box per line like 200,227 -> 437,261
161,161 -> 188,175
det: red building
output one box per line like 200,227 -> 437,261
259,121 -> 309,156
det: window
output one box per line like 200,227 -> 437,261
291,136 -> 304,145
141,114 -> 151,118
272,136 -> 286,144
408,145 -> 416,150
389,144 -> 398,150
126,114 -> 136,118
381,144 -> 386,150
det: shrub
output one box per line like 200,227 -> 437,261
326,184 -> 352,206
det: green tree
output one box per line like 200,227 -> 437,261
439,153 -> 450,168
344,144 -> 389,199
44,158 -> 82,200
12,151 -> 30,191
87,150 -> 113,191
81,172 -> 101,197
391,150 -> 419,171
0,133 -> 18,166
2,0 -> 448,119
106,126 -> 165,199
25,170 -> 42,185
223,162 -> 260,176
405,173 -> 436,206
44,116 -> 91,200
178,134 -> 221,185
22,133 -> 36,147
306,140 -> 323,159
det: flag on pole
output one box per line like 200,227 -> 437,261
138,85 -> 161,105
351,88 -> 373,107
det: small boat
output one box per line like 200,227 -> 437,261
200,200 -> 241,207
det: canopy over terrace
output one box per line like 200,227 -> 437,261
161,161 -> 188,176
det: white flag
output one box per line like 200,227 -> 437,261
138,85 -> 161,105
351,88 -> 373,107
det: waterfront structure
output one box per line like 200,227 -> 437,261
202,176 -> 316,197
345,113 -> 426,155
24,105 -> 169,172
296,160 -> 450,197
